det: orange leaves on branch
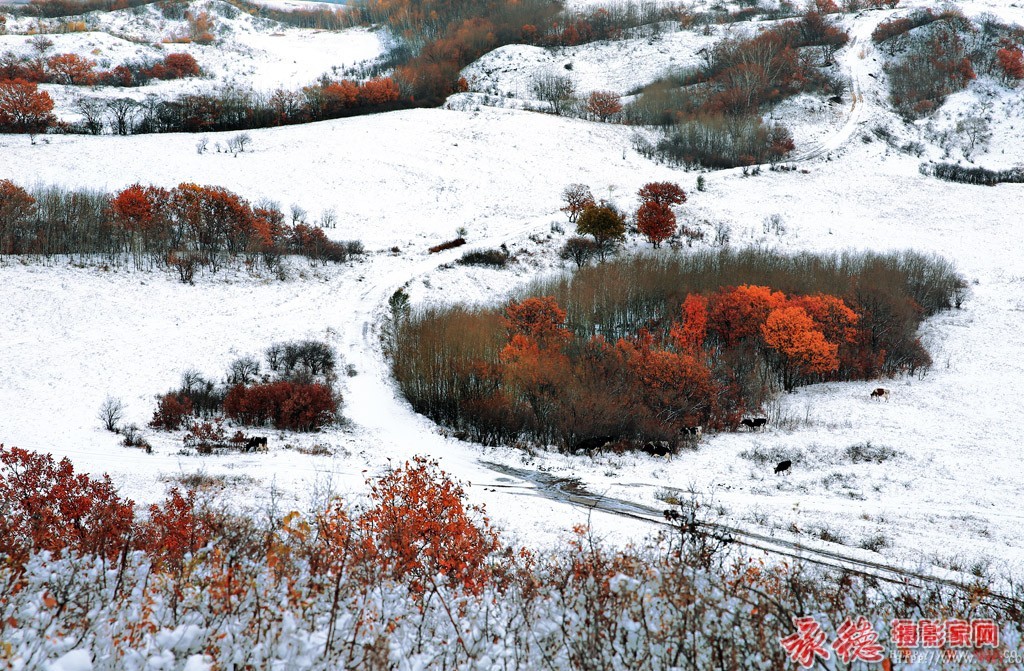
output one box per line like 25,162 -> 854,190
139,487 -> 210,572
45,53 -> 96,85
788,293 -> 859,344
707,284 -> 787,347
761,306 -> 839,389
111,184 -> 170,234
503,296 -> 571,349
670,294 -> 708,353
358,77 -> 401,106
359,457 -> 500,595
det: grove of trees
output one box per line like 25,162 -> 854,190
0,50 -> 200,88
150,339 -> 339,438
874,9 -> 1024,118
0,180 -> 363,275
392,249 -> 965,451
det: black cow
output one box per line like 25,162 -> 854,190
741,417 -> 768,431
774,459 -> 792,475
573,435 -> 616,454
642,441 -> 671,457
245,436 -> 268,452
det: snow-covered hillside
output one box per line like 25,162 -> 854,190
2,0 -> 1024,583
0,0 -> 384,118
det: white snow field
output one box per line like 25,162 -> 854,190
2,0 -> 1024,579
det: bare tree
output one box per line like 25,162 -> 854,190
227,356 -> 261,385
105,98 -> 139,136
957,112 -> 992,159
74,97 -> 106,135
28,35 -> 53,57
532,73 -> 577,116
98,395 -> 124,432
227,132 -> 252,155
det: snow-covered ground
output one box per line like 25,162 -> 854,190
2,0 -> 1024,580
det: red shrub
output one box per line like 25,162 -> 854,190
224,381 -> 336,431
138,487 -> 210,571
0,78 -> 56,134
359,457 -> 500,595
45,53 -> 97,85
0,445 -> 135,566
997,47 -> 1024,82
162,53 -> 200,79
150,393 -> 194,430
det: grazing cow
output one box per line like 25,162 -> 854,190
245,436 -> 268,452
774,459 -> 792,475
870,387 -> 890,402
643,441 -> 671,457
680,426 -> 703,439
741,417 -> 768,431
573,435 -> 616,454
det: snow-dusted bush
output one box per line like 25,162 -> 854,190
1,446 -> 1020,670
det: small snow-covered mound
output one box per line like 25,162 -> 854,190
463,27 -> 716,101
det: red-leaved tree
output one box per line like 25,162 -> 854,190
0,78 -> 56,135
997,46 -> 1024,83
636,200 -> 676,247
358,457 -> 500,595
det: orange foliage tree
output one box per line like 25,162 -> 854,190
0,78 -> 56,135
585,90 -> 622,121
503,296 -> 572,346
636,201 -> 676,248
45,53 -> 96,85
761,306 -> 840,391
669,294 -> 709,353
997,46 -> 1024,83
0,179 -> 37,254
706,284 -> 787,348
358,457 -> 500,595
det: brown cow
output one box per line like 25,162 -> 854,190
870,388 -> 890,402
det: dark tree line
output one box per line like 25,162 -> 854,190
0,180 -> 363,276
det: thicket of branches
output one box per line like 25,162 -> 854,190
391,249 -> 965,450
0,444 -> 1019,670
0,50 -> 200,87
879,10 -> 1024,118
924,162 -> 1024,186
623,11 -> 847,167
0,180 -> 363,276
150,339 -> 339,435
